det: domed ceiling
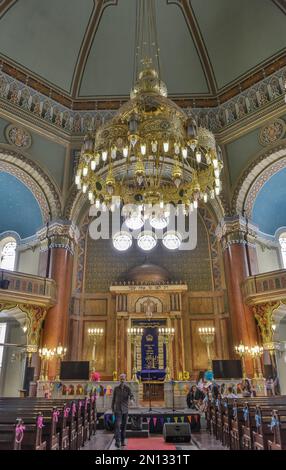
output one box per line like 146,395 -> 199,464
0,0 -> 285,104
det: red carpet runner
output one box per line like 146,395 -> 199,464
126,437 -> 176,450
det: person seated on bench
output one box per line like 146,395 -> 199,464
225,386 -> 237,399
187,385 -> 205,409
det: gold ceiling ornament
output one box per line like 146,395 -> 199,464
75,0 -> 223,224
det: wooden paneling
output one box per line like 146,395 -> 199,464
189,297 -> 213,314
220,318 -> 230,359
84,299 -> 108,316
82,320 -> 106,371
190,319 -> 217,371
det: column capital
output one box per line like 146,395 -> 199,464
252,301 -> 281,347
37,220 -> 80,255
216,215 -> 259,250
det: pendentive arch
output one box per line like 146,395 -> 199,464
232,139 -> 286,217
0,146 -> 62,221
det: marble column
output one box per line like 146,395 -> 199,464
217,216 -> 259,375
37,221 -> 79,379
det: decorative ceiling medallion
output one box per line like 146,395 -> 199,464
5,124 -> 32,149
259,119 -> 285,146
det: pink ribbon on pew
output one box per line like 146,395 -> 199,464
37,416 -> 44,429
53,410 -> 60,423
64,407 -> 70,418
72,403 -> 77,417
79,400 -> 82,410
15,424 -> 26,444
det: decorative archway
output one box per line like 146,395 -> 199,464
0,146 -> 62,221
232,140 -> 286,217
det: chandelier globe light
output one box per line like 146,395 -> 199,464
75,0 -> 223,228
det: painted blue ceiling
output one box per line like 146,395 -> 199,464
252,167 -> 286,236
0,172 -> 43,238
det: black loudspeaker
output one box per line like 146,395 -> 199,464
23,366 -> 34,393
163,423 -> 191,443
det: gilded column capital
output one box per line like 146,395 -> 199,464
253,301 -> 281,348
19,304 -> 47,352
216,215 -> 259,251
37,220 -> 80,255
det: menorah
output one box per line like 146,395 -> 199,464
198,327 -> 215,370
158,327 -> 175,381
127,327 -> 143,381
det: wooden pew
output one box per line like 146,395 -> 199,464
267,410 -> 286,450
0,394 -> 97,450
253,405 -> 286,450
0,415 -> 46,450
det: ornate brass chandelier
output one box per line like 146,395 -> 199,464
75,0 -> 222,225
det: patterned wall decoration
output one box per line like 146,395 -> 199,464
5,124 -> 32,149
0,147 -> 62,219
259,119 -> 286,146
232,142 -> 286,216
74,204 -> 223,294
245,156 -> 286,219
83,216 -> 212,293
0,66 -> 285,135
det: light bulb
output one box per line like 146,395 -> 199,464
95,199 -> 100,209
82,184 -> 87,193
210,189 -> 215,199
214,169 -> 220,178
215,178 -> 220,187
88,191 -> 93,201
194,200 -> 198,209
123,147 -> 128,158
160,200 -> 164,209
91,160 -> 96,170
203,193 -> 208,203
75,174 -> 80,185
215,186 -> 220,195
196,151 -> 202,163
111,147 -> 117,159
140,144 -> 146,155
163,142 -> 169,153
102,151 -> 108,162
213,158 -> 218,169
182,148 -> 188,159
174,143 -> 180,155
83,167 -> 88,176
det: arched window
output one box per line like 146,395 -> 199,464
0,238 -> 17,271
279,233 -> 286,269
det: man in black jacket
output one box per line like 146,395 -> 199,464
112,373 -> 134,448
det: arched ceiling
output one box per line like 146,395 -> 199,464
0,172 -> 43,238
252,167 -> 286,236
0,0 -> 285,103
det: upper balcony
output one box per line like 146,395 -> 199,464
241,269 -> 286,305
0,269 -> 57,307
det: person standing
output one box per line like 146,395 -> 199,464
112,373 -> 134,448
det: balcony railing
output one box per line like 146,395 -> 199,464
0,269 -> 57,307
242,269 -> 286,305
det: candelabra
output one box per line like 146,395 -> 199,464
88,328 -> 104,372
158,327 -> 175,381
198,327 -> 215,370
249,345 -> 264,378
38,346 -> 55,381
54,343 -> 67,381
127,327 -> 143,381
234,342 -> 251,379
